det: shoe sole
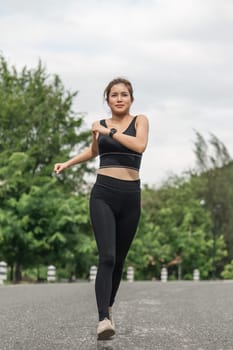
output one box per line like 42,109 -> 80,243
97,328 -> 115,340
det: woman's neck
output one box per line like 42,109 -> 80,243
110,112 -> 132,121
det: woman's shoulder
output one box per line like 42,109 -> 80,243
135,114 -> 149,124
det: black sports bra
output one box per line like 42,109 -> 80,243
98,116 -> 142,171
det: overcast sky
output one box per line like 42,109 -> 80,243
1,0 -> 233,186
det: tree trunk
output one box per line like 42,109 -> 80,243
10,265 -> 14,282
14,261 -> 22,283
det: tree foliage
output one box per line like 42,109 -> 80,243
193,130 -> 231,172
126,132 -> 232,280
127,175 -> 227,280
0,56 -> 95,281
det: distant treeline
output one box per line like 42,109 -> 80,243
0,55 -> 233,282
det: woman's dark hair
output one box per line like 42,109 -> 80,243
104,77 -> 134,103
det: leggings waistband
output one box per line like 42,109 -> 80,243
95,174 -> 141,192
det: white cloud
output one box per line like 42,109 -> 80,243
0,0 -> 233,185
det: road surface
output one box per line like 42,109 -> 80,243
0,281 -> 233,350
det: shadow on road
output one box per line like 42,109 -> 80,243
79,339 -> 115,350
97,342 -> 114,350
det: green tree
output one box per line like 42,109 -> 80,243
193,131 -> 233,273
221,260 -> 233,279
0,55 -> 93,190
128,174 -> 227,281
0,56 -> 95,281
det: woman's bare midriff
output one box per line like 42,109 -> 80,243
97,167 -> 140,181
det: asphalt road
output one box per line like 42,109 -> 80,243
0,281 -> 233,350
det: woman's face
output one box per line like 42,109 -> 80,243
108,83 -> 132,115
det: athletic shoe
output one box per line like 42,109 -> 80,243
97,318 -> 115,340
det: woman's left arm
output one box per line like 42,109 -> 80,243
116,115 -> 149,153
92,115 -> 149,153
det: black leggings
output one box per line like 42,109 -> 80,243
90,174 -> 141,321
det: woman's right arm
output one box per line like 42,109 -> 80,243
54,131 -> 99,174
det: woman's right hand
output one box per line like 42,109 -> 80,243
53,162 -> 68,174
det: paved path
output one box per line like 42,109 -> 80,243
0,281 -> 233,350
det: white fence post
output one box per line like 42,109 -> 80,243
193,269 -> 200,281
89,265 -> 97,282
127,266 -> 134,282
47,265 -> 56,282
161,267 -> 168,282
0,261 -> 7,285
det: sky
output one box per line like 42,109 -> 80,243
0,0 -> 233,186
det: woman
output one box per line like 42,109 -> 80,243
54,77 -> 149,340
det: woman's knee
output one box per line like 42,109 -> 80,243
99,253 -> 115,268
